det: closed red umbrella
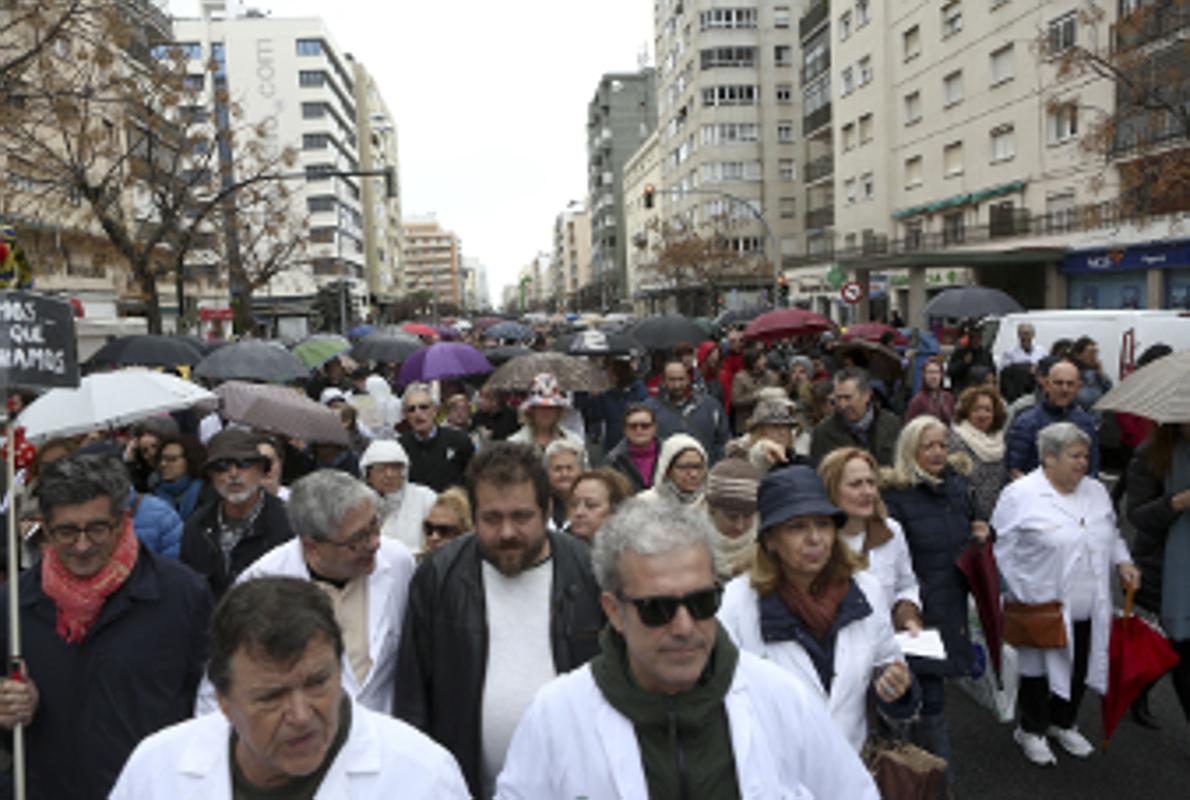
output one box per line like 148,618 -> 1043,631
841,322 -> 908,346
1103,586 -> 1181,746
743,308 -> 833,342
956,539 -> 1004,681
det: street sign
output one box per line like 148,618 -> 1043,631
0,291 -> 80,389
840,281 -> 865,305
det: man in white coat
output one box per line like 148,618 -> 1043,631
196,470 -> 414,715
360,439 -> 437,552
111,577 -> 467,799
495,499 -> 879,800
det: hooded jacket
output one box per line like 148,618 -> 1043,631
637,434 -> 708,511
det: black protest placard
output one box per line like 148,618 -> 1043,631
0,291 -> 80,389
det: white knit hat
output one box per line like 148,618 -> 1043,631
360,439 -> 409,471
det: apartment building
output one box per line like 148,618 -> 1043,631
622,128 -> 663,312
552,201 -> 592,310
174,11 -> 367,307
652,0 -> 803,313
351,59 -> 402,300
587,69 -> 657,310
401,215 -> 461,307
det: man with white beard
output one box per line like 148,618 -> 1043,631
360,440 -> 437,553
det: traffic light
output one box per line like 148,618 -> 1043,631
643,184 -> 655,209
778,274 -> 790,306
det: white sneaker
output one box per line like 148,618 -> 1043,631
1047,725 -> 1095,758
1014,727 -> 1057,766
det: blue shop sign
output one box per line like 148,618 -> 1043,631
1063,239 -> 1190,274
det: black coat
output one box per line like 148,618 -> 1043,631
1126,442 -> 1172,614
180,491 -> 294,599
399,426 -> 475,492
604,437 -> 657,494
1,545 -> 212,800
883,469 -> 980,677
393,531 -> 604,797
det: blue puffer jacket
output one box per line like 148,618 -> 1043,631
882,468 -> 980,677
1004,400 -> 1099,476
129,489 -> 184,559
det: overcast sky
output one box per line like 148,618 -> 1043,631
169,0 -> 654,304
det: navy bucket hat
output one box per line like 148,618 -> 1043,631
757,465 -> 847,533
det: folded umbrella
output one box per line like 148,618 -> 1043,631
193,341 -> 310,383
215,381 -> 348,446
1103,585 -> 1181,747
397,342 -> 492,386
743,308 -> 833,342
956,539 -> 1004,682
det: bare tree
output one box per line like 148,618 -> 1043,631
645,211 -> 768,316
1042,1 -> 1190,218
0,0 -> 88,88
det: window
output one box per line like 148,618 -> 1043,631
778,158 -> 796,181
777,121 -> 795,143
1048,102 -> 1078,143
990,125 -> 1015,162
942,2 -> 963,38
845,177 -> 857,204
299,70 -> 326,88
307,196 -> 336,213
841,66 -> 855,96
310,227 -> 335,244
700,122 -> 760,144
774,6 -> 791,27
776,83 -> 793,104
856,0 -> 871,27
943,70 -> 964,107
1047,191 -> 1077,232
296,38 -> 323,56
301,102 -> 327,119
858,113 -> 873,144
702,85 -> 757,106
699,8 -> 758,30
153,42 -> 202,60
904,91 -> 922,125
943,141 -> 964,176
700,47 -> 757,69
305,164 -> 335,181
302,133 -> 330,150
858,56 -> 873,86
943,211 -> 965,245
839,11 -> 852,41
903,26 -> 921,61
842,122 -> 856,150
861,172 -> 875,200
904,220 -> 924,250
1048,13 -> 1077,54
779,198 -> 797,218
774,45 -> 792,66
905,156 -> 923,188
990,44 -> 1015,85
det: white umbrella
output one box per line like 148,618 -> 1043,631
1094,351 -> 1190,424
16,369 -> 215,442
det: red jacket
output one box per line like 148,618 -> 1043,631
719,351 -> 745,414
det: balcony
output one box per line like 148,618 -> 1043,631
805,207 -> 835,229
799,1 -> 830,40
1113,1 -> 1190,52
804,155 -> 834,184
803,103 -> 832,136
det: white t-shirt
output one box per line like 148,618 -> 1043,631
480,557 -> 556,799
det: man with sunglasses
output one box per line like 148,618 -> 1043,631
180,429 -> 295,599
196,470 -> 415,715
0,453 -> 212,800
495,499 -> 878,800
398,383 -> 475,492
394,442 -> 604,800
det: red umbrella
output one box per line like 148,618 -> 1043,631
956,539 -> 1004,681
1103,586 -> 1181,746
841,322 -> 908,346
401,322 -> 439,339
743,308 -> 833,342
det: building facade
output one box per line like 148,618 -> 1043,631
621,128 -> 663,312
552,201 -> 592,310
587,69 -> 657,310
401,215 -> 461,307
351,58 -> 402,301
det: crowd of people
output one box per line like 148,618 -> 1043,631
0,317 -> 1186,799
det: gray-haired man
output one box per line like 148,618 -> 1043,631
399,382 -> 475,491
495,500 -> 878,799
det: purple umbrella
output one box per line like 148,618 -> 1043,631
398,342 -> 493,385
435,325 -> 462,341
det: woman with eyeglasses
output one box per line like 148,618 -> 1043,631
421,488 -> 471,558
152,433 -> 213,524
718,465 -> 918,752
636,433 -> 709,511
605,403 -> 660,493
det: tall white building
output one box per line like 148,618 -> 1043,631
352,58 -> 402,301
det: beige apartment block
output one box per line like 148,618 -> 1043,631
653,0 -> 805,311
352,60 -> 402,300
552,201 -> 592,310
622,128 -> 663,312
401,215 -> 461,307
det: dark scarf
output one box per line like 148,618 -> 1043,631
777,576 -> 850,642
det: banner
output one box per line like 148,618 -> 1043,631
0,291 -> 80,389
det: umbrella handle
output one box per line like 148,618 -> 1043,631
1124,583 -> 1136,618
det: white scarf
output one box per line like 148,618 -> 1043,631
952,420 -> 1005,463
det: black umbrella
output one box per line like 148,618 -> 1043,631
484,345 -> 533,366
550,330 -> 642,356
192,341 -> 310,383
922,287 -> 1023,319
85,335 -> 204,370
628,315 -> 711,351
714,306 -> 766,329
351,333 -> 425,364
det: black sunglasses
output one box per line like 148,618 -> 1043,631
209,457 -> 265,473
422,521 -> 463,539
617,585 -> 723,628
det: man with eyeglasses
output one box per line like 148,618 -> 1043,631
196,470 -> 415,715
180,429 -> 295,599
398,383 -> 475,492
495,499 -> 878,799
0,453 -> 212,800
605,403 -> 661,493
394,442 -> 604,799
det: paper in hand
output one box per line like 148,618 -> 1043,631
895,628 -> 947,660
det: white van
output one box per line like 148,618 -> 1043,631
985,310 -> 1190,382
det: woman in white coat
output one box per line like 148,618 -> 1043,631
817,446 -> 923,632
992,422 -> 1140,766
718,465 -> 919,752
360,440 -> 437,553
636,433 -> 709,512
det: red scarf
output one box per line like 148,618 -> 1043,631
777,576 -> 849,642
41,522 -> 139,644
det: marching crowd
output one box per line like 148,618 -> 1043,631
0,319 -> 1186,799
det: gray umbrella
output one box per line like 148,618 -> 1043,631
215,381 -> 349,445
485,352 -> 609,393
193,341 -> 310,383
1094,351 -> 1190,424
922,287 -> 1024,319
351,333 -> 425,364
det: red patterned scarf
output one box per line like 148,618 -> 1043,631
777,576 -> 850,642
41,522 -> 139,644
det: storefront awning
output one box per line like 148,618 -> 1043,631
893,180 -> 1027,220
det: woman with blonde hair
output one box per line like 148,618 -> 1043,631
420,487 -> 471,558
950,385 -> 1009,519
881,414 -> 988,777
818,447 -> 922,632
